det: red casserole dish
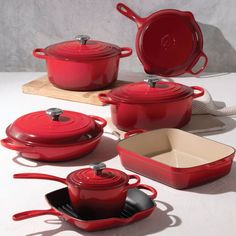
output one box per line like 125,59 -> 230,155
117,128 -> 235,189
12,185 -> 157,231
116,3 -> 208,76
99,78 -> 204,131
1,108 -> 107,161
33,35 -> 132,91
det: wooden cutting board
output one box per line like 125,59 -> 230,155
22,75 -> 130,106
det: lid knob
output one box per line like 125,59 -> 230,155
46,108 -> 63,121
144,77 -> 160,88
90,162 -> 106,176
75,35 -> 90,45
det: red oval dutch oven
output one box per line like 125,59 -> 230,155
98,78 -> 204,131
33,35 -> 132,91
1,108 -> 107,161
116,3 -> 208,76
13,163 -> 141,219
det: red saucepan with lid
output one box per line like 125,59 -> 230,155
1,108 -> 107,161
33,35 -> 132,91
98,78 -> 204,131
14,163 -> 141,219
116,3 -> 208,76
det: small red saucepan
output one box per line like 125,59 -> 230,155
116,3 -> 208,76
13,163 -> 141,219
99,78 -> 204,131
33,35 -> 132,91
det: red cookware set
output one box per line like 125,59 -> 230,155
1,2 -> 235,233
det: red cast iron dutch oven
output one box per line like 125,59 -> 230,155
1,108 -> 107,161
98,78 -> 204,131
116,3 -> 208,76
33,35 -> 132,91
13,163 -> 141,220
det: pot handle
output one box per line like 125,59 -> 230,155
13,173 -> 67,185
137,184 -> 158,200
124,129 -> 146,139
188,51 -> 208,76
98,93 -> 117,105
120,47 -> 132,58
116,3 -> 145,28
126,174 -> 141,189
1,138 -> 32,153
33,48 -> 47,59
13,208 -> 61,221
191,86 -> 205,99
90,116 -> 107,128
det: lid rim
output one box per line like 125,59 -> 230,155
6,110 -> 103,145
67,168 -> 129,190
108,81 -> 194,104
44,40 -> 122,61
6,125 -> 103,147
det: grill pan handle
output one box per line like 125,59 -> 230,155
13,208 -> 61,221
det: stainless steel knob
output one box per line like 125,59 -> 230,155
144,77 -> 160,88
46,108 -> 63,121
90,162 -> 106,175
75,35 -> 90,45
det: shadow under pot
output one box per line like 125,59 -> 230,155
13,163 -> 141,220
1,108 -> 107,162
98,78 -> 204,131
33,35 -> 132,91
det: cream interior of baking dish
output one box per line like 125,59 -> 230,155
118,129 -> 235,168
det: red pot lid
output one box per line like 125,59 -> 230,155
68,163 -> 129,190
108,78 -> 193,103
7,108 -> 97,145
44,35 -> 121,61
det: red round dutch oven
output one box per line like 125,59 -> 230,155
13,163 -> 141,220
33,35 -> 132,91
116,3 -> 208,76
1,108 -> 107,161
98,78 -> 204,131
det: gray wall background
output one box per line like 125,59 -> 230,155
1,0 -> 236,72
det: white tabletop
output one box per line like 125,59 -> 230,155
0,72 -> 236,236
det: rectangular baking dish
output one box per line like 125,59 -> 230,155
117,128 -> 235,189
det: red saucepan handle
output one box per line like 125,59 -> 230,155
89,116 -> 107,128
1,138 -> 34,153
116,2 -> 145,28
13,208 -> 61,221
120,47 -> 132,58
124,129 -> 146,139
137,184 -> 158,200
98,93 -> 118,105
188,51 -> 208,76
33,48 -> 47,59
13,173 -> 68,185
191,86 -> 205,99
125,174 -> 141,189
